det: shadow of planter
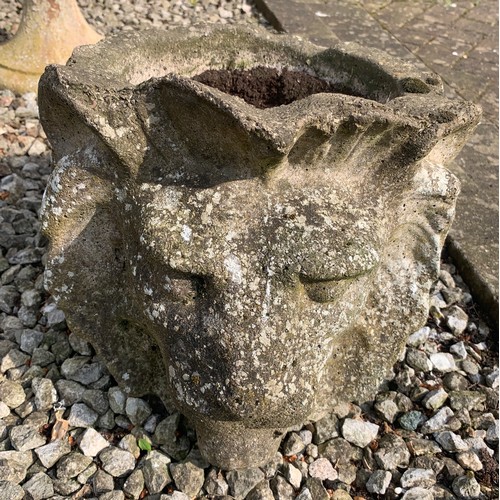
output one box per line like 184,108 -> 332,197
38,25 -> 480,469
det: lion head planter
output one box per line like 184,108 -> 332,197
38,25 -> 480,469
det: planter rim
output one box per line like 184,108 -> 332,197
43,24 -> 443,103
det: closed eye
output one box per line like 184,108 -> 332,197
299,272 -> 370,303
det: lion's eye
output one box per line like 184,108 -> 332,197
301,278 -> 349,303
300,274 -> 368,303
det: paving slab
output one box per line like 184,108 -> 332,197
255,0 -> 499,325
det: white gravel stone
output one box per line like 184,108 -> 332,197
0,400 -> 10,417
446,306 -> 469,335
435,431 -> 469,452
450,341 -> 468,360
10,424 -> 46,451
452,473 -> 481,499
0,481 -> 24,500
79,428 -> 110,457
421,407 -> 455,434
407,326 -> 430,347
430,352 -> 457,372
341,418 -> 379,448
308,457 -> 337,481
170,460 -> 205,498
456,450 -> 483,471
486,420 -> 499,443
485,369 -> 499,389
366,470 -> 392,494
123,468 -> 144,499
282,461 -> 303,489
422,388 -> 448,410
401,487 -> 434,500
0,379 -> 26,408
56,451 -> 93,479
141,450 -> 172,494
400,468 -> 436,489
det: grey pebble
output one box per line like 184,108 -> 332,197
374,434 -> 410,470
56,451 -> 93,479
68,403 -> 99,428
99,446 -> 136,477
92,469 -> 114,495
247,480 -> 275,500
35,439 -> 71,468
32,377 -> 57,411
10,424 -> 46,451
0,481 -> 24,500
400,468 -> 436,489
227,468 -> 265,498
22,471 -> 54,500
341,418 -> 379,448
452,473 -> 482,499
366,469 -> 392,495
170,460 -> 205,498
123,468 -> 145,499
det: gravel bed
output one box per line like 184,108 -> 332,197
0,1 -> 499,499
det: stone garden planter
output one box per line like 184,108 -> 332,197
39,25 -> 480,469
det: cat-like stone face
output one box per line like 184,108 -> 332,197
39,25 -> 480,468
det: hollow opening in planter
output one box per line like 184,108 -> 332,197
192,66 -> 361,109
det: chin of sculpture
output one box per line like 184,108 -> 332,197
38,25 -> 480,469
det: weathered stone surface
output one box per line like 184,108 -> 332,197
38,24 -> 480,468
227,468 -> 266,498
142,450 -> 172,494
35,439 -> 71,468
366,470 -> 391,495
99,446 -> 136,477
22,472 -> 54,500
56,452 -> 93,479
0,379 -> 26,409
78,428 -> 110,457
170,461 -> 205,498
400,468 -> 436,489
342,419 -> 379,448
0,481 -> 24,500
10,424 -> 46,451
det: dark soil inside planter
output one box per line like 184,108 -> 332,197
193,66 -> 349,108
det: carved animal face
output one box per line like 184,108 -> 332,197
39,26 -> 479,434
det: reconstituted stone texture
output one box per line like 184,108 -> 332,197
38,23 -> 479,469
256,0 -> 499,327
0,1 -> 497,498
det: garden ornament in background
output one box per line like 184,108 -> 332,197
0,0 -> 102,94
38,25 -> 481,469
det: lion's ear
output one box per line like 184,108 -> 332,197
39,65 -> 147,178
132,76 -> 288,187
